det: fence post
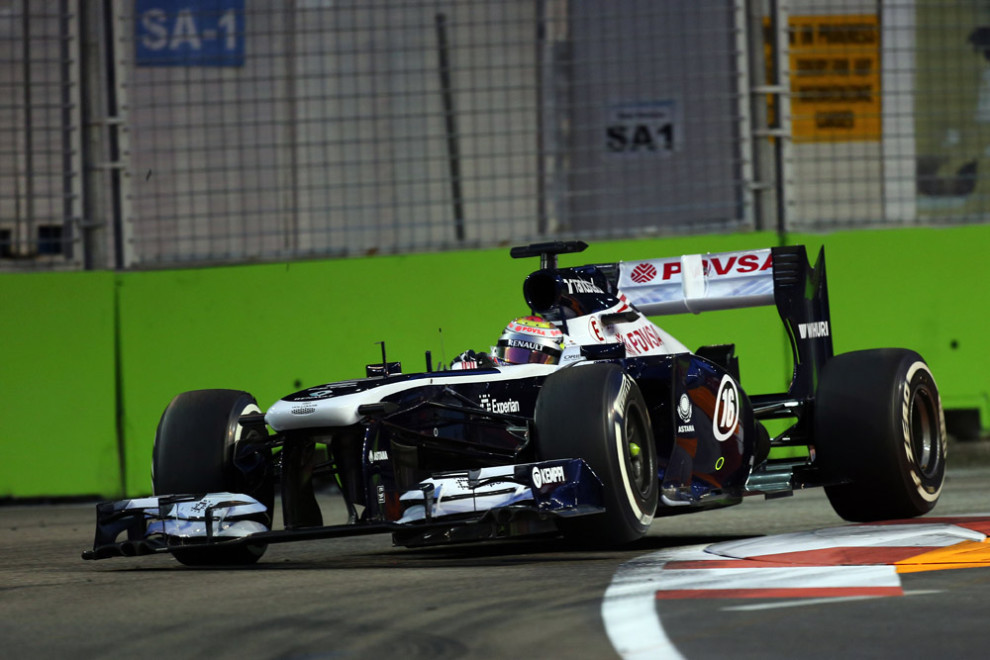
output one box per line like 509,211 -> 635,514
79,0 -> 132,269
882,0 -> 918,223
735,0 -> 756,230
769,0 -> 794,236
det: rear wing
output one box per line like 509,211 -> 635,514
617,248 -> 775,316
512,241 -> 832,399
616,245 -> 832,399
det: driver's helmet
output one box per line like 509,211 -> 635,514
493,316 -> 564,365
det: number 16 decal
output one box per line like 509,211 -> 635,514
713,374 -> 739,442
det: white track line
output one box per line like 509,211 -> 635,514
720,589 -> 945,612
602,545 -> 712,660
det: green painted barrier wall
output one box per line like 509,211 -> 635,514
0,271 -> 120,498
2,226 -> 987,498
794,227 -> 989,413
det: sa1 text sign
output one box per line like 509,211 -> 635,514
135,0 -> 245,67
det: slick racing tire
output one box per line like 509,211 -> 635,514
535,363 -> 658,544
153,389 -> 274,566
815,349 -> 946,522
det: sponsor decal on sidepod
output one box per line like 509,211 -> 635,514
677,393 -> 695,434
713,375 -> 740,442
480,394 -> 521,414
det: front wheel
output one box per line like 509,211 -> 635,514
535,363 -> 658,544
815,349 -> 947,522
153,389 -> 274,565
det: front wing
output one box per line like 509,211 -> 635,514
82,458 -> 605,560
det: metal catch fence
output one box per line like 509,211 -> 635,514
1,1 -> 988,270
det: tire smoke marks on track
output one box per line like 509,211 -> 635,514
602,516 -> 990,660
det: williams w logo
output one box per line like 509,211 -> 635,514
798,321 -> 830,339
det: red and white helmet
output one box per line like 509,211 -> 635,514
493,316 -> 564,365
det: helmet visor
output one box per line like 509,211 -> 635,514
494,339 -> 561,365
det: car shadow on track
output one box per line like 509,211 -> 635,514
94,532 -> 758,572
139,533 -> 759,571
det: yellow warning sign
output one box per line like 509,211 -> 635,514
765,14 -> 881,142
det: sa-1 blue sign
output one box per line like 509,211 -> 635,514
135,0 -> 245,67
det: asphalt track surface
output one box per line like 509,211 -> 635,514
4,445 -> 990,659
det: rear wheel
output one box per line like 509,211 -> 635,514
815,349 -> 946,522
536,363 -> 658,544
153,389 -> 274,565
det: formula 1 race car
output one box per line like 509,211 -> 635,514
83,241 -> 947,565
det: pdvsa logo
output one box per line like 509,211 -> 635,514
658,252 -> 772,281
630,263 -> 658,283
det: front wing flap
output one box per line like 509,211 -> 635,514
398,459 -> 602,522
82,459 -> 605,560
82,492 -> 271,560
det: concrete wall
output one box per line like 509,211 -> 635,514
2,226 -> 987,498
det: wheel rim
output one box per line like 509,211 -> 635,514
910,386 -> 939,478
624,403 -> 653,497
